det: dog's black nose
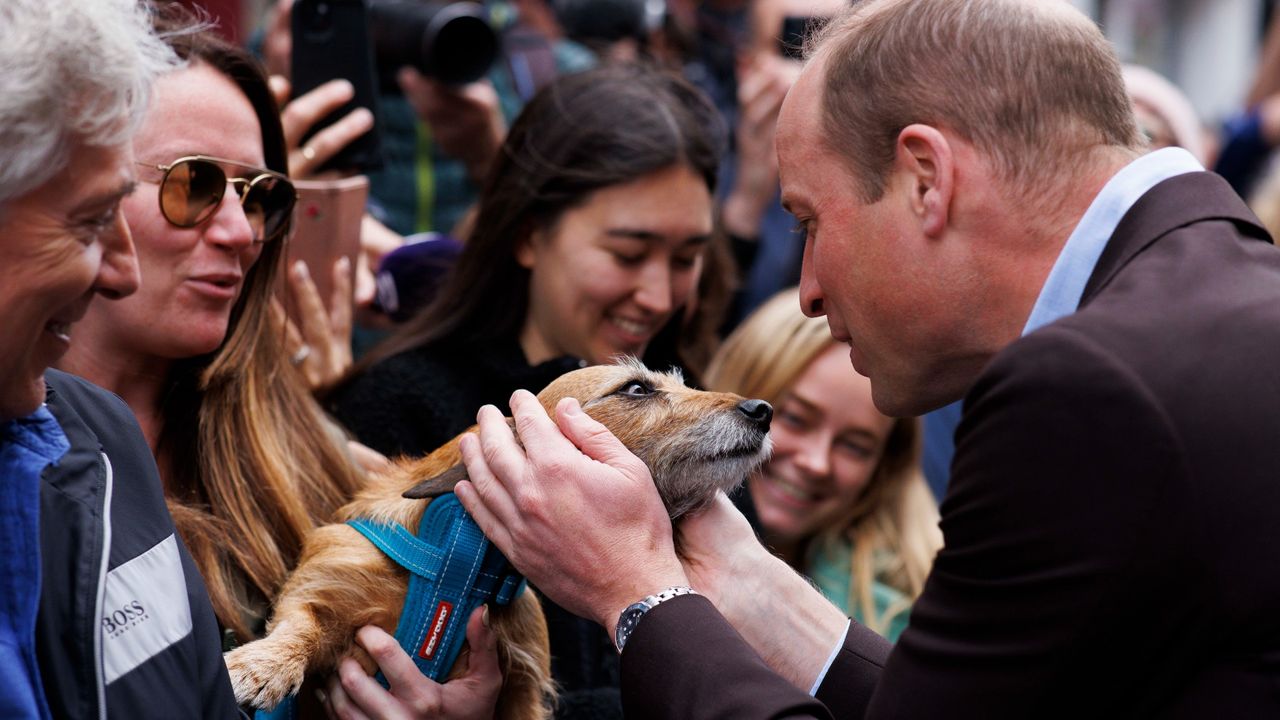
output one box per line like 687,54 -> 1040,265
738,399 -> 773,430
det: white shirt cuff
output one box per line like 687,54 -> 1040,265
809,618 -> 851,696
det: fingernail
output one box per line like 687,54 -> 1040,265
352,108 -> 374,129
335,79 -> 355,97
564,397 -> 582,415
337,256 -> 351,273
293,259 -> 308,278
482,605 -> 491,628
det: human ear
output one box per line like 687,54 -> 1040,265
896,124 -> 954,238
515,226 -> 541,269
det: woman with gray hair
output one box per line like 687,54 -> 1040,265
0,1 -> 240,717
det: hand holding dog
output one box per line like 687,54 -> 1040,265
323,608 -> 501,720
456,390 -> 690,637
677,492 -> 851,691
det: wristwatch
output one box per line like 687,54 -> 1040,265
614,586 -> 698,653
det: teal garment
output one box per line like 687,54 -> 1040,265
806,536 -> 911,643
367,10 -> 597,236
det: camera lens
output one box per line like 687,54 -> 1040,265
302,0 -> 335,39
368,1 -> 499,87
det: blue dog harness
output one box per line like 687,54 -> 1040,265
346,492 -> 526,684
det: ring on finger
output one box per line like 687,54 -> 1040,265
300,145 -> 317,162
290,345 -> 312,365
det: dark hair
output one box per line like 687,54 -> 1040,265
353,63 -> 726,371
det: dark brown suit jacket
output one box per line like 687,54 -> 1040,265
621,172 -> 1280,718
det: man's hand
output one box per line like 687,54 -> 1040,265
455,391 -> 689,635
323,608 -> 501,720
398,68 -> 505,183
678,493 -> 851,691
674,492 -> 765,612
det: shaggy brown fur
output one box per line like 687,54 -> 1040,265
224,359 -> 773,717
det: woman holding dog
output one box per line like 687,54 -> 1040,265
706,289 -> 942,641
329,65 -> 725,718
55,9 -> 500,719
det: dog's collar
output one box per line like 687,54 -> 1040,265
347,493 -> 525,683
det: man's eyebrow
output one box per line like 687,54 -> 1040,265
605,228 -> 712,246
72,180 -> 138,215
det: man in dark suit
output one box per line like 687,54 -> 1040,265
453,0 -> 1280,717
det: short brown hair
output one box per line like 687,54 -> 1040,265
810,0 -> 1142,202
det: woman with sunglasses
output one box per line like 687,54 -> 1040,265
56,10 -> 501,719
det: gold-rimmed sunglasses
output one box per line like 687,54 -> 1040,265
136,155 -> 297,243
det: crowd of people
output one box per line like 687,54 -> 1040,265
4,0 -> 1280,718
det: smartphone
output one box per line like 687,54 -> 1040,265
283,175 -> 369,324
291,0 -> 384,172
779,15 -> 829,60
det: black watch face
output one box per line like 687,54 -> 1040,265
616,605 -> 648,650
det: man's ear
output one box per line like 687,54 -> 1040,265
896,124 -> 954,238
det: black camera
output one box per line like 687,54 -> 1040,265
368,1 -> 501,87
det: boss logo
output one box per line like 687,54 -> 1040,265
102,600 -> 150,638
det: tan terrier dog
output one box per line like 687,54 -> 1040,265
224,359 -> 774,718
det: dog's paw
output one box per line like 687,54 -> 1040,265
224,640 -> 307,710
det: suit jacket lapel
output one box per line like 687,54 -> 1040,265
1081,172 -> 1271,307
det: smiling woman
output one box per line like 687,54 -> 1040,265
705,289 -> 942,641
55,9 -> 365,657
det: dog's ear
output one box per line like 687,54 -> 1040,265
401,464 -> 469,499
401,418 -> 521,499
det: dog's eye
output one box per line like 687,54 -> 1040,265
615,380 -> 654,398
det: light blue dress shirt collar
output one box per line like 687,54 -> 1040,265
1021,147 -> 1204,336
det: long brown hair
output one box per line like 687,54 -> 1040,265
705,289 -> 941,634
341,64 -> 725,381
153,7 -> 364,641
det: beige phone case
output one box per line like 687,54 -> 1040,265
283,175 -> 369,322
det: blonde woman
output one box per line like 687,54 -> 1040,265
705,289 -> 942,640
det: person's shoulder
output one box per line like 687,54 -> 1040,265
338,345 -> 456,400
44,369 -> 142,434
977,323 -> 1150,402
962,324 -> 1185,472
46,368 -> 126,409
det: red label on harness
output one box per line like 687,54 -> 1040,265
418,601 -> 454,660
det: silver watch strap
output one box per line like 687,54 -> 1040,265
614,586 -> 697,653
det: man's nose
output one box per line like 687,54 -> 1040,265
798,244 -> 825,317
95,211 -> 140,299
